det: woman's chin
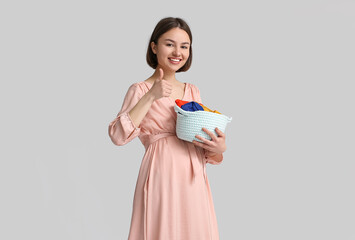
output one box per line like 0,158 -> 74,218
160,66 -> 179,73
169,63 -> 185,72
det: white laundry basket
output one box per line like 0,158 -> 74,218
174,104 -> 232,143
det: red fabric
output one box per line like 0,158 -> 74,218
175,99 -> 190,107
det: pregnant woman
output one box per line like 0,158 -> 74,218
108,17 -> 227,240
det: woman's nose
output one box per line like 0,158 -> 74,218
173,47 -> 181,56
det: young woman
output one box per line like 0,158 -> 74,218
108,17 -> 227,240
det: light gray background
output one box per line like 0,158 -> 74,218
1,0 -> 354,239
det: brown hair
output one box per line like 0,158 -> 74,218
146,17 -> 193,72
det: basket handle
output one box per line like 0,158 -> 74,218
174,105 -> 189,117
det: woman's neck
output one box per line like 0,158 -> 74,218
151,68 -> 179,83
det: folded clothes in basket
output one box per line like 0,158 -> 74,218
175,99 -> 221,114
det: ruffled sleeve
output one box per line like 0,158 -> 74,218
108,83 -> 143,146
190,83 -> 224,165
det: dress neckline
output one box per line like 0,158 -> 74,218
142,81 -> 188,103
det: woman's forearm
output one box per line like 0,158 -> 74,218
128,91 -> 156,127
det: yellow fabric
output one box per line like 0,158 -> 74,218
201,105 -> 221,114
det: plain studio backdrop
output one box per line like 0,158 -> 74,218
1,0 -> 354,239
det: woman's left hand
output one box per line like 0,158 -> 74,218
192,127 -> 226,155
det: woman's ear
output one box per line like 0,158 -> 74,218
151,41 -> 157,54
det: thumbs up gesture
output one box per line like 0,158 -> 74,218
149,68 -> 173,100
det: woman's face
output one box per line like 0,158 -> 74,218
151,27 -> 191,73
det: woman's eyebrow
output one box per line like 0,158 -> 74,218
164,39 -> 190,45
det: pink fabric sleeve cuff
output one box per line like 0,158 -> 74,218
108,112 -> 140,146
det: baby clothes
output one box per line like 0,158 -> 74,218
181,101 -> 204,112
175,99 -> 221,114
200,105 -> 221,114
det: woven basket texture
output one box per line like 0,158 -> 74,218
174,104 -> 232,143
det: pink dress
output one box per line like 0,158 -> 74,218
108,81 -> 223,240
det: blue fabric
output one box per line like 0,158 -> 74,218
181,101 -> 204,112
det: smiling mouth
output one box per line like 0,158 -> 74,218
169,58 -> 182,63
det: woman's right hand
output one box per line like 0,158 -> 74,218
149,68 -> 172,100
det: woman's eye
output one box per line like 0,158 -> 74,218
166,43 -> 173,47
181,46 -> 188,49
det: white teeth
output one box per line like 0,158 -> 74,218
170,58 -> 180,62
